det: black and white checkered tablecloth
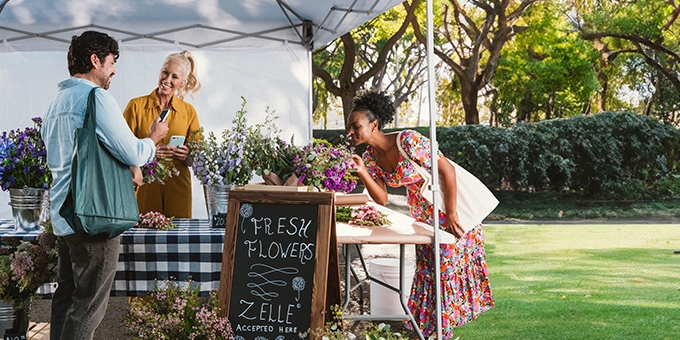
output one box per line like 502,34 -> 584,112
113,219 -> 225,296
0,219 -> 226,297
0,220 -> 43,239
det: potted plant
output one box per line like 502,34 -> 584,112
292,140 -> 357,193
249,109 -> 302,186
0,220 -> 58,336
124,277 -> 234,340
187,98 -> 259,222
0,117 -> 52,231
249,109 -> 358,193
188,97 -> 257,189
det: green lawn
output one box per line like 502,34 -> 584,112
452,224 -> 680,340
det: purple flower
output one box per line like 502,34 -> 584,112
187,98 -> 256,186
289,142 -> 357,193
141,157 -> 179,184
0,118 -> 52,190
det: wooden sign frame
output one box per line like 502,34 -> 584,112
218,190 -> 334,339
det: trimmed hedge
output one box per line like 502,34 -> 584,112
314,112 -> 680,200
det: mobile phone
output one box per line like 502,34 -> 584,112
168,135 -> 185,147
159,109 -> 170,122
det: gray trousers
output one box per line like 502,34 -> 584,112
50,233 -> 120,340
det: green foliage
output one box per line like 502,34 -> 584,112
579,0 -> 680,117
437,112 -> 680,199
436,71 -> 465,126
0,222 -> 58,310
309,305 -> 408,339
313,130 -> 348,147
335,206 -> 352,222
649,73 -> 680,124
583,0 -> 669,39
317,112 -> 680,200
492,2 -> 600,123
312,0 -> 424,122
124,278 -> 233,340
313,77 -> 333,127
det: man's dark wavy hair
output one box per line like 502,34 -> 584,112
67,31 -> 119,76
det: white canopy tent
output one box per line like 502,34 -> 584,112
1,0 -> 447,337
0,0 -> 403,219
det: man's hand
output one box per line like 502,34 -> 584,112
147,116 -> 169,144
130,166 -> 143,191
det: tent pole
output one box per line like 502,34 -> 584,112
0,0 -> 8,15
425,0 -> 442,338
307,48 -> 314,143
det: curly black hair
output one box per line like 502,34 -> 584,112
67,31 -> 119,76
352,91 -> 395,130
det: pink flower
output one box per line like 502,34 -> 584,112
10,251 -> 33,278
349,205 -> 391,226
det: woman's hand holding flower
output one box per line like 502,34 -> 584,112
351,154 -> 367,175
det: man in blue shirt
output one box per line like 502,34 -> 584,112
42,31 -> 169,340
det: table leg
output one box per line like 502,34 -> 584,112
341,244 -> 425,340
399,244 -> 424,340
343,244 -> 351,310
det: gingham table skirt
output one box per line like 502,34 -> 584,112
1,219 -> 225,297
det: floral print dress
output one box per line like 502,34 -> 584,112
362,129 -> 494,338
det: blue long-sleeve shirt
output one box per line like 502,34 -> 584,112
42,78 -> 157,236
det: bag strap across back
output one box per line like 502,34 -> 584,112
395,130 -> 431,181
85,87 -> 98,146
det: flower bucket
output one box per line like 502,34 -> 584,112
0,300 -> 30,338
9,187 -> 48,232
204,184 -> 240,228
369,258 -> 415,316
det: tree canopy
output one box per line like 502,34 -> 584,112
311,0 -> 680,128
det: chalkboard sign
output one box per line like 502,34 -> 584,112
4,333 -> 27,340
212,213 -> 226,228
218,190 -> 334,340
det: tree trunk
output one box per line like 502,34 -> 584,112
644,75 -> 660,116
459,80 -> 480,124
583,99 -> 592,115
341,91 -> 355,126
597,69 -> 608,112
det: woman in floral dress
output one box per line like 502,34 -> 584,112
346,91 -> 494,338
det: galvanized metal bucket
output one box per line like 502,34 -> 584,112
9,187 -> 48,232
0,300 -> 29,337
204,184 -> 239,224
